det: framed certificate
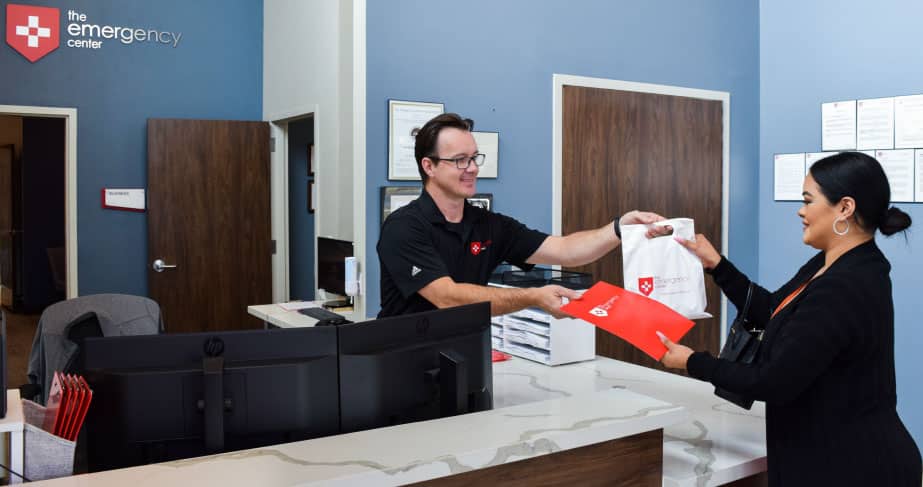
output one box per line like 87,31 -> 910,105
472,131 -> 499,178
388,100 -> 444,180
467,193 -> 493,211
381,186 -> 423,224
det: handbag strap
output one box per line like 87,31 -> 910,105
741,282 -> 754,316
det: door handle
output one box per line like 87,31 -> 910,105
152,259 -> 177,272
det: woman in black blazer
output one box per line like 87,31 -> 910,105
659,152 -> 921,486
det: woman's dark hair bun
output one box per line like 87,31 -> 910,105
879,206 -> 912,236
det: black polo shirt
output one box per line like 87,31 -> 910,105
377,190 -> 548,317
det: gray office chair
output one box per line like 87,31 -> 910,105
24,294 -> 164,404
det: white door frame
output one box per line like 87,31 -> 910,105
551,74 -> 731,339
350,0 -> 367,320
266,105 -> 320,304
0,105 -> 78,299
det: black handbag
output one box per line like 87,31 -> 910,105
714,282 -> 763,410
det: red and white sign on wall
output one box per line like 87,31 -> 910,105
6,3 -> 60,63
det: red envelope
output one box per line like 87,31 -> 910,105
561,281 -> 695,360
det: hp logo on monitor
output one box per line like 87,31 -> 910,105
203,337 -> 225,357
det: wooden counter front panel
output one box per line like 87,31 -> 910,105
410,429 -> 663,487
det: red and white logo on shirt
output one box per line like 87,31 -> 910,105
6,4 -> 60,63
470,240 -> 492,256
638,277 -> 654,296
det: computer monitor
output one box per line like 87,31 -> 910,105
338,302 -> 493,433
317,237 -> 353,300
82,326 -> 340,472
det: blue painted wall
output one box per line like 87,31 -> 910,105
366,0 -> 761,315
760,0 -> 923,446
0,0 -> 262,297
288,117 -> 315,300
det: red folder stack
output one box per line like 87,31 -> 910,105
561,281 -> 695,361
41,371 -> 94,441
491,350 -> 512,362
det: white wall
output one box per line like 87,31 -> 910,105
263,0 -> 365,315
264,0 -> 353,241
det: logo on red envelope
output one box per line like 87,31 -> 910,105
6,4 -> 60,63
638,277 -> 654,296
589,306 -> 608,317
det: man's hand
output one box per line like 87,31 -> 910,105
674,233 -> 721,270
619,210 -> 670,238
656,331 -> 694,370
530,285 -> 581,319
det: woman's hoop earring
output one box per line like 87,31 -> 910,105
833,217 -> 850,236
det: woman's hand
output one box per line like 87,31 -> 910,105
619,210 -> 670,238
657,331 -> 694,370
674,233 -> 722,270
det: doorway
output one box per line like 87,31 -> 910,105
287,115 -> 316,300
0,105 -> 78,300
0,106 -> 76,388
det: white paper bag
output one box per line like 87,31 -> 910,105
620,217 -> 710,319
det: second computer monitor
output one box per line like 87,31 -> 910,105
317,236 -> 353,298
338,302 -> 493,433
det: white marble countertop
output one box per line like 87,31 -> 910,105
493,356 -> 767,486
27,354 -> 765,487
31,383 -> 686,486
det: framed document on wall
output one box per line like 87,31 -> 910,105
472,131 -> 499,178
389,100 -> 444,180
308,144 -> 314,177
467,193 -> 493,211
308,180 -> 315,213
381,186 -> 422,224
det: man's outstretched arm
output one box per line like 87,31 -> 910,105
418,277 -> 579,318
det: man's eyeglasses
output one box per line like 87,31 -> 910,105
430,153 -> 486,170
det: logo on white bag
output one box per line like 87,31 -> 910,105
589,306 -> 608,317
638,277 -> 654,296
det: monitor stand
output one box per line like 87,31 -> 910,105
438,350 -> 468,417
202,356 -> 226,453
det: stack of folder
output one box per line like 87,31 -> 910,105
41,371 -> 93,441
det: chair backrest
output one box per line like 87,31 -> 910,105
26,294 -> 163,403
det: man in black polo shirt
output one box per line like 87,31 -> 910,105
377,113 -> 665,318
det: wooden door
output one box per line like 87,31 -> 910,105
562,86 -> 723,374
148,119 -> 271,333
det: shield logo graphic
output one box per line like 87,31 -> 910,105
6,4 -> 60,63
470,242 -> 482,255
638,277 -> 654,297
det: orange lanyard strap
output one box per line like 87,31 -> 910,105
771,282 -> 809,319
